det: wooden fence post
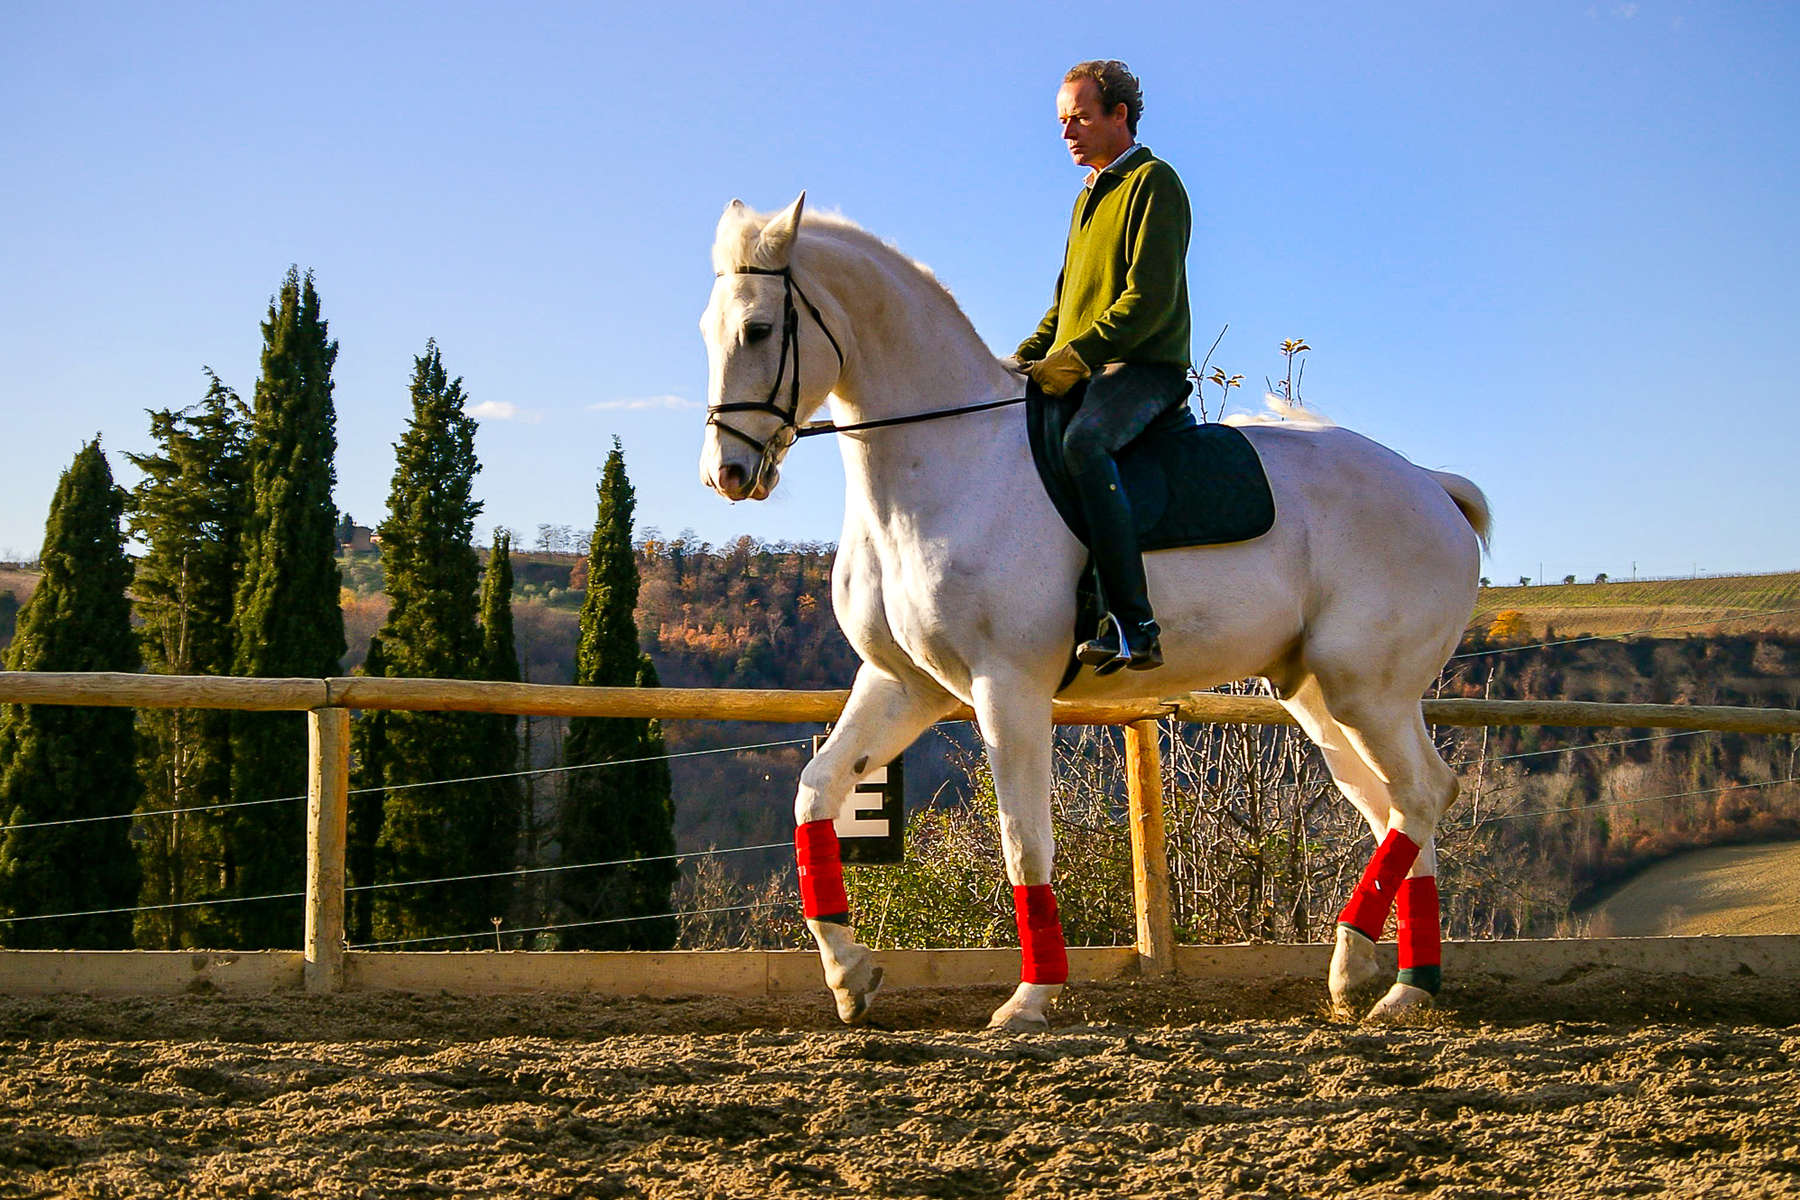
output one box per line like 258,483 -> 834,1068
1124,718 -> 1175,977
305,708 -> 351,993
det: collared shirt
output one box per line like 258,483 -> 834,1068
1082,142 -> 1144,189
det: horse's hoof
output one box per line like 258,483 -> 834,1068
986,981 -> 1059,1032
1365,981 -> 1434,1022
832,965 -> 883,1026
1329,926 -> 1382,1014
986,1009 -> 1050,1034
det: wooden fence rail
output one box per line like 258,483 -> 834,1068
7,671 -> 1800,733
1,670 -> 1797,996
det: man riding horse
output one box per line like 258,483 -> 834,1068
1008,59 -> 1192,676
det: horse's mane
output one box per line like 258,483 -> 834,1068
713,204 -> 975,330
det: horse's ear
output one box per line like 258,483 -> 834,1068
753,191 -> 806,268
717,198 -> 750,238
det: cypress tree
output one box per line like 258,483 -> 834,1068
346,633 -> 389,946
369,342 -> 513,945
126,373 -> 250,948
475,529 -> 524,935
0,441 -> 141,948
227,267 -> 344,948
559,440 -> 676,950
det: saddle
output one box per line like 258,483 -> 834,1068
1025,381 -> 1276,687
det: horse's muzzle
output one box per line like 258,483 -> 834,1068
710,461 -> 773,502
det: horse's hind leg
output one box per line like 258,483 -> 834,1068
1370,835 -> 1441,1020
797,663 -> 955,1025
1278,679 -> 1393,1007
1281,676 -> 1455,1019
1331,699 -> 1455,1020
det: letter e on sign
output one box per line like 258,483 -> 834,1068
813,735 -> 906,864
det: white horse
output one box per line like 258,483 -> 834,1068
698,194 -> 1490,1030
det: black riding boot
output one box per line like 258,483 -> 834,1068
1070,459 -> 1163,675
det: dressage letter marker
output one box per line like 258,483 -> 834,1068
813,736 -> 906,865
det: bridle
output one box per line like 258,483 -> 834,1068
705,265 -> 844,496
706,263 -> 1030,494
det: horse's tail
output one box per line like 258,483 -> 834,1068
1430,470 -> 1492,553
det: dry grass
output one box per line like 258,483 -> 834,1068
1470,570 -> 1800,638
1582,840 -> 1800,937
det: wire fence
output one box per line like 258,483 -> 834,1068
347,901 -> 789,951
0,729 -> 813,930
0,735 -> 815,835
3,606 -> 1797,949
1453,772 -> 1800,828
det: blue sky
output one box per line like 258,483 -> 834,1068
3,1 -> 1796,587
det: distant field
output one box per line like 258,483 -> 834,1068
1470,570 -> 1800,639
0,567 -> 40,611
1581,841 -> 1800,936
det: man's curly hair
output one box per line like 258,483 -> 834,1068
1064,60 -> 1143,136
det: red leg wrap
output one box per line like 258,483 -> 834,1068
1396,875 -> 1442,993
1014,884 -> 1069,985
795,820 -> 849,924
1336,829 -> 1420,941
1396,876 -> 1441,969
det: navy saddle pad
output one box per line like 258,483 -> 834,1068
1025,385 -> 1276,552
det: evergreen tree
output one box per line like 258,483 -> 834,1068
227,267 -> 344,948
559,440 -> 676,950
479,531 -> 520,686
126,373 -> 250,948
346,634 -> 389,946
368,342 -> 515,945
0,441 -> 141,947
475,529 -> 525,934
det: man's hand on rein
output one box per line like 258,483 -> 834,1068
1025,345 -> 1091,397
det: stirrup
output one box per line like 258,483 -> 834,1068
1076,613 -> 1128,671
1077,614 -> 1162,676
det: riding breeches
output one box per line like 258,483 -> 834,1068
1060,363 -> 1192,472
1060,362 -> 1190,629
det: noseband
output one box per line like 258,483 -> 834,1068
706,265 -> 844,494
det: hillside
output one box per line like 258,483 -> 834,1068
1582,841 -> 1800,936
0,566 -> 40,644
5,552 -> 1799,921
10,559 -> 1798,674
1469,570 -> 1800,640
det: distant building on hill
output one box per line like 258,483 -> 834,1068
335,515 -> 377,554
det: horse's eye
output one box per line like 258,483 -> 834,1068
745,322 -> 773,344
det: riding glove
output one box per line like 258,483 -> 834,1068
1026,344 -> 1090,397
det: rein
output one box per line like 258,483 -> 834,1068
707,265 -> 1027,484
795,394 -> 1028,439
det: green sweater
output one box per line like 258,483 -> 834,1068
1016,147 -> 1193,370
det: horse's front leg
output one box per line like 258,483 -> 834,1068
971,678 -> 1062,1032
796,663 -> 954,1025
